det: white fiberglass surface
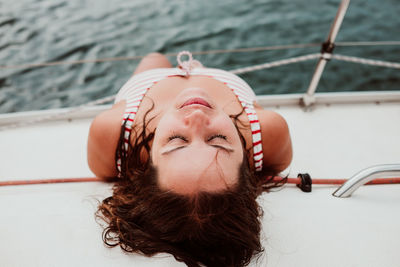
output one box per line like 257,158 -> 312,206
1,101 -> 399,180
0,100 -> 399,266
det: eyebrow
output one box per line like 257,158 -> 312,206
161,145 -> 235,155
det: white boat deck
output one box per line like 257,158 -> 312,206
1,91 -> 399,266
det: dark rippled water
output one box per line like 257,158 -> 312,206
0,0 -> 399,113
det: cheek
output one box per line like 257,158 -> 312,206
215,116 -> 242,145
151,115 -> 175,161
214,116 -> 237,132
156,113 -> 174,132
151,130 -> 164,164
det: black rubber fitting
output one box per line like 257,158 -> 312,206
320,41 -> 335,60
297,173 -> 312,193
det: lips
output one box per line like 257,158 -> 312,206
180,97 -> 212,108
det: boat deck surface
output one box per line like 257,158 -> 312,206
1,92 -> 399,266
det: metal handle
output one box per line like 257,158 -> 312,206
332,164 -> 400,198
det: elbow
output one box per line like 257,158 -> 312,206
276,139 -> 293,173
262,112 -> 293,173
277,120 -> 293,172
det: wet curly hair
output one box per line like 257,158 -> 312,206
96,103 -> 285,267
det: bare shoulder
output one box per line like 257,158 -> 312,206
255,106 -> 293,173
87,101 -> 125,178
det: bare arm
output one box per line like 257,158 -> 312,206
133,52 -> 172,74
87,102 -> 125,178
256,106 -> 293,173
87,53 -> 173,178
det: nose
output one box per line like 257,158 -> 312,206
183,109 -> 210,128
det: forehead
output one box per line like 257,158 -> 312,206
157,159 -> 239,194
155,146 -> 241,194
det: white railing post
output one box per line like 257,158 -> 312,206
302,0 -> 351,107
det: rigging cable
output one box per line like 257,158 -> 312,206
1,51 -> 400,131
0,41 -> 399,70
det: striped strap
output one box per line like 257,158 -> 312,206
114,65 -> 264,173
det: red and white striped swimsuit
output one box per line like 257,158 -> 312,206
115,59 -> 263,173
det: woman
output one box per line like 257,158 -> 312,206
88,51 -> 292,267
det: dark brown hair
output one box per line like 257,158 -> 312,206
96,104 -> 285,267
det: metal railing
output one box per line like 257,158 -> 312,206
332,164 -> 400,198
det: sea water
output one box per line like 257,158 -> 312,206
0,0 -> 399,113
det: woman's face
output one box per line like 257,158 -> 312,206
151,87 -> 244,195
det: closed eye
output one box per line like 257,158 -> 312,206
163,133 -> 233,155
168,134 -> 188,142
168,134 -> 227,142
207,134 -> 227,141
